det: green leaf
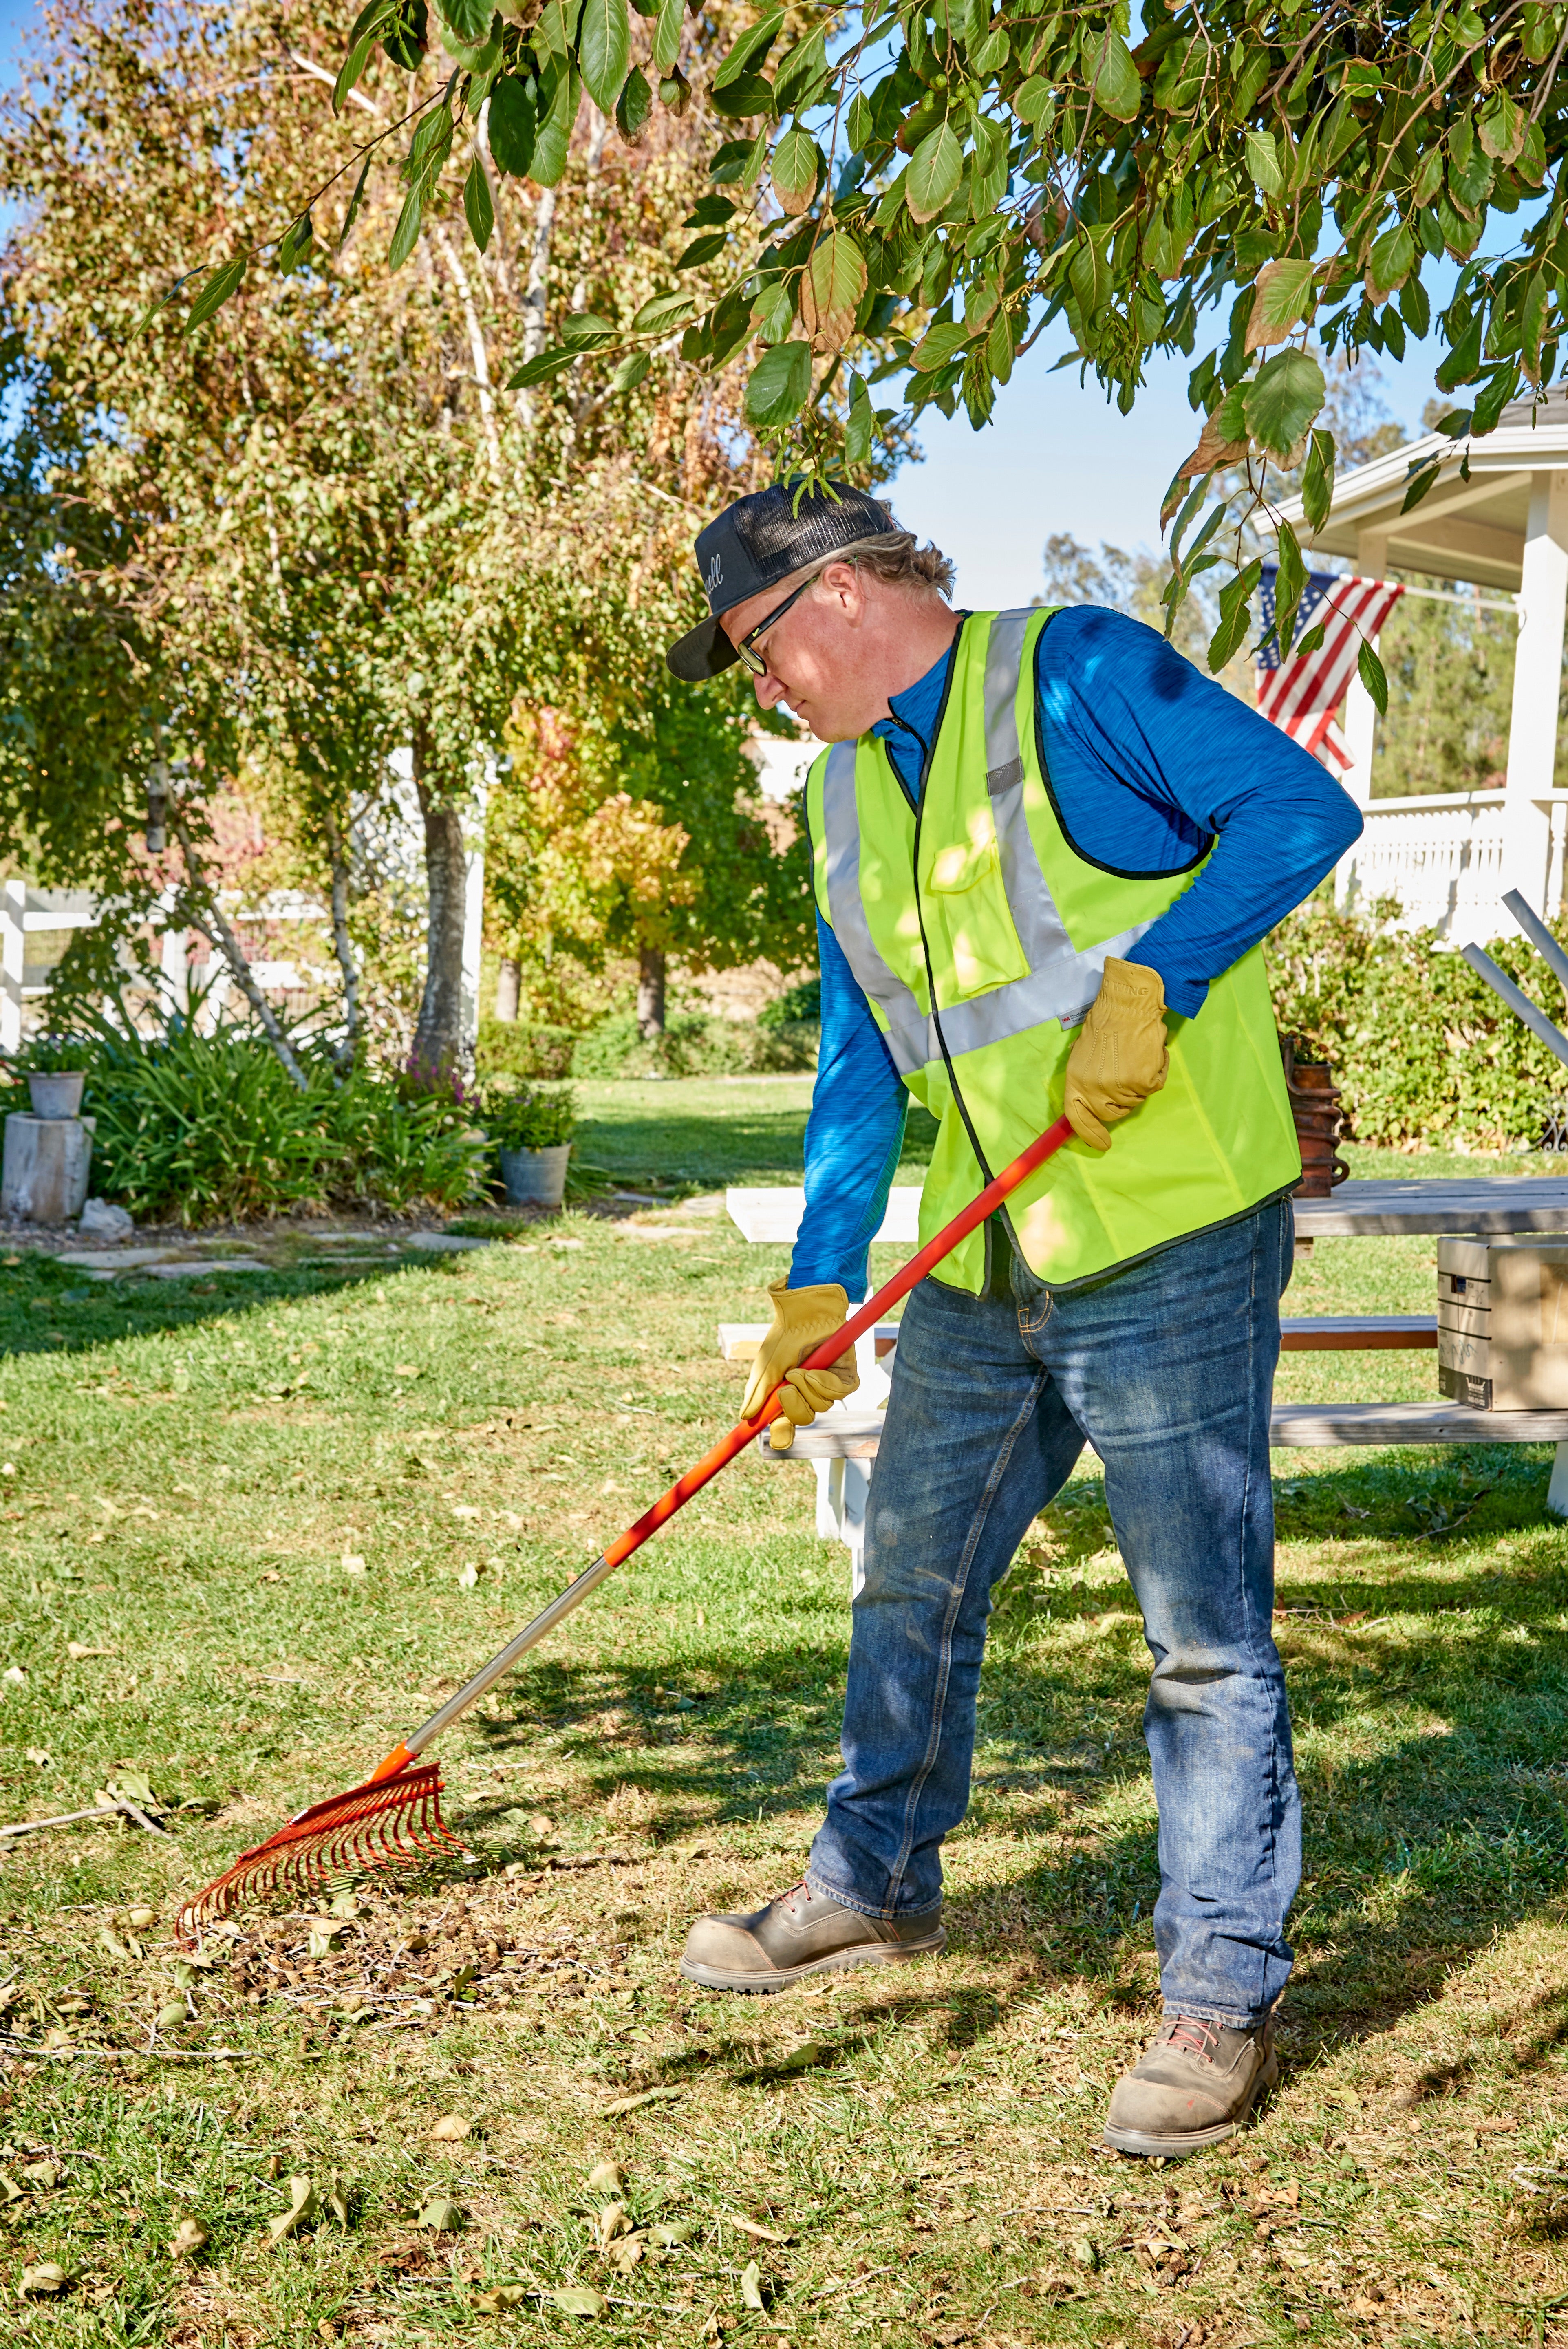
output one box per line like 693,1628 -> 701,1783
711,73 -> 772,118
560,311 -> 617,348
1067,225 -> 1111,322
1365,221 -> 1414,304
771,124 -> 820,214
652,0 -> 682,75
337,154 -> 373,249
1272,517 -> 1308,659
773,30 -> 829,117
906,122 -> 963,224
1244,128 -> 1283,197
535,0 -> 582,53
185,251 -> 248,331
616,64 -> 651,139
659,63 -> 691,112
609,348 -> 651,392
275,213 -> 315,276
462,155 -> 494,251
744,339 -> 812,428
387,184 -> 424,270
1089,24 -> 1141,121
631,290 -> 698,333
1478,86 -> 1524,162
1301,427 -> 1335,533
335,0 -> 399,112
844,371 -> 875,465
506,347 -> 577,387
437,0 -> 492,41
911,318 -> 968,372
531,63 -> 580,185
847,92 -> 874,150
578,0 -> 630,112
1014,75 -> 1053,128
1245,256 -> 1314,351
712,7 -> 784,88
487,74 -> 537,176
1243,347 -> 1325,457
1400,455 -> 1442,514
1357,634 -> 1388,716
751,280 -> 794,344
1208,556 -> 1263,672
677,230 -> 727,269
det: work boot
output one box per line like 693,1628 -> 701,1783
679,1879 -> 945,1994
1103,2012 -> 1279,2157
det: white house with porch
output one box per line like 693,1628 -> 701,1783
1277,384 -> 1568,939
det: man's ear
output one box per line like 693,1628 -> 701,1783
818,559 -> 864,616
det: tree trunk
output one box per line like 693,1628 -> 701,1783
494,956 -> 521,1023
410,728 -> 469,1079
321,808 -> 362,1072
637,944 -> 666,1039
170,811 -> 308,1092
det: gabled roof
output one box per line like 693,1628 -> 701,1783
1276,385 -> 1568,591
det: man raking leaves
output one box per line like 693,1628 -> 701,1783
665,483 -> 1362,2159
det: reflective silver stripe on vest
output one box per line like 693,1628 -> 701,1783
820,740 -> 929,1076
921,608 -> 1156,1058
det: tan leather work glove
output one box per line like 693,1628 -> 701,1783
741,1278 -> 859,1452
1063,956 -> 1170,1151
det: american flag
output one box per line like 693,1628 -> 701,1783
1255,566 -> 1405,771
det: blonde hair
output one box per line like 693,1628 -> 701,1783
825,522 -> 956,600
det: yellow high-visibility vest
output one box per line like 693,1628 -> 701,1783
804,607 -> 1301,1292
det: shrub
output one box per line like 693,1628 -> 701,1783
26,1020 -> 487,1225
757,975 -> 821,1030
570,1008 -> 816,1079
17,1034 -> 95,1075
476,1017 -> 578,1082
483,1085 -> 577,1150
1268,900 -> 1568,1150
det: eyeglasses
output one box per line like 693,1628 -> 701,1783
734,572 -> 820,677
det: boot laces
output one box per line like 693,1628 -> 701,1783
1161,2014 -> 1222,2062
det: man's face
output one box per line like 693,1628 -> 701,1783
719,560 -> 879,742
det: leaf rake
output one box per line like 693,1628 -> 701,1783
176,1115 -> 1075,1941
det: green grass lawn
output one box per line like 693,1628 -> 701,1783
0,1127 -> 1566,2346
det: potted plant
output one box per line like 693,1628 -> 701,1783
485,1085 -> 577,1210
24,1037 -> 93,1121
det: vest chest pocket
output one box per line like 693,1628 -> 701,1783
922,827 -> 1030,1004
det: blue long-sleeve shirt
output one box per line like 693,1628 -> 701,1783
792,604 -> 1363,1297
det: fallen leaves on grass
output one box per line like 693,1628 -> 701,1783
154,1998 -> 187,2031
170,2217 -> 208,2259
268,2175 -> 318,2244
741,2257 -> 765,2310
18,2262 -> 69,2296
477,2283 -> 530,2312
586,2160 -> 624,2196
429,2113 -> 471,2142
417,2196 -> 465,2232
552,2285 -> 604,2316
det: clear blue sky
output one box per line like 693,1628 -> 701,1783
0,0 -> 1446,613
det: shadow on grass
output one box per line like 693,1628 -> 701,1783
452,1443 -> 1568,2069
0,1248 -> 450,1362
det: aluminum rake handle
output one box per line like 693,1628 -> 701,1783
366,1113 -> 1077,1785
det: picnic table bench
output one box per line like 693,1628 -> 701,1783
723,1176 -> 1568,1559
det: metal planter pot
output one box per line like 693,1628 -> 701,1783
27,1072 -> 86,1120
498,1143 -> 571,1210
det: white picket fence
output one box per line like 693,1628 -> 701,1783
1341,792 -> 1568,941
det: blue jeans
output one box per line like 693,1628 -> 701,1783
807,1200 -> 1300,2030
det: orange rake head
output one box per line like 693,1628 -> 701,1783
175,1762 -> 462,1944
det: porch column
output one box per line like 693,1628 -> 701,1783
1334,528 -> 1387,907
1503,468 -> 1568,919
460,767 -> 490,1061
0,880 -> 23,1054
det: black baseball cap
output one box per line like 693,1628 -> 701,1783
666,479 -> 900,682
